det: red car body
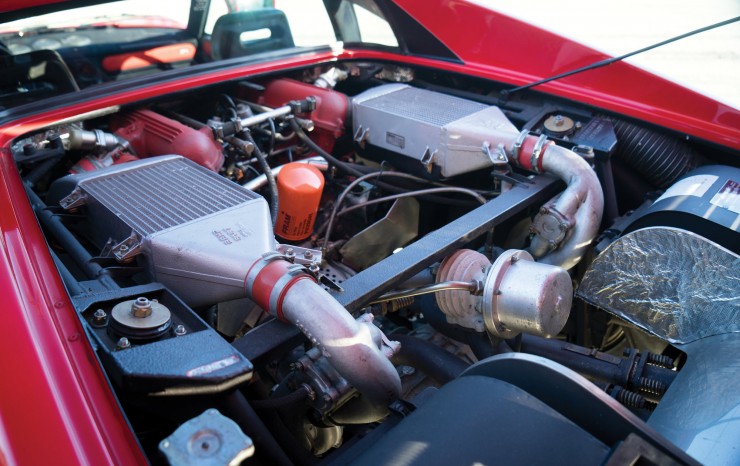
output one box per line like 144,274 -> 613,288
0,1 -> 737,464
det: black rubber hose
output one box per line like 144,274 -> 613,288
251,384 -> 311,410
610,118 -> 702,189
50,249 -> 84,296
24,185 -> 118,289
228,135 -> 279,225
391,333 -> 470,385
219,390 -> 294,466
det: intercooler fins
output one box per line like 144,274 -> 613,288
48,155 -> 274,307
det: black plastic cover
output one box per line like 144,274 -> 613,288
346,375 -> 610,465
623,165 -> 740,253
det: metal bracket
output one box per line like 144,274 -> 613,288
420,147 -> 437,173
482,141 -> 509,165
353,126 -> 369,148
59,187 -> 89,210
111,232 -> 143,262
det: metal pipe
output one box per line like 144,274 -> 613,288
528,144 -> 604,269
281,279 -> 402,404
240,105 -> 292,128
243,156 -> 328,191
369,280 -> 478,305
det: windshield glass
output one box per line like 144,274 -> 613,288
0,0 -> 398,109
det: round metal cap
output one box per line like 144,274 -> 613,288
543,114 -> 575,136
482,250 -> 572,338
110,297 -> 172,340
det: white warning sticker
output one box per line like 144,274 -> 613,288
655,175 -> 717,204
710,179 -> 740,214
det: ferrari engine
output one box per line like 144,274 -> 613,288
12,62 -> 739,465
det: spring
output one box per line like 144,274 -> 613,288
647,353 -> 674,368
617,389 -> 646,409
380,297 -> 415,314
637,377 -> 666,395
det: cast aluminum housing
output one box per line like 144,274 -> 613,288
50,155 -> 274,307
352,84 -> 519,177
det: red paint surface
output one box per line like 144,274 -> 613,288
0,144 -> 147,465
0,3 -> 738,464
394,0 -> 740,149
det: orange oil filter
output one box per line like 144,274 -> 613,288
274,163 -> 325,241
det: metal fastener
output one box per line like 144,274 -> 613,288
174,324 -> 187,336
131,297 -> 152,318
117,337 -> 131,349
93,309 -> 107,324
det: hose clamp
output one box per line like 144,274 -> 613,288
529,134 -> 549,174
511,129 -> 529,161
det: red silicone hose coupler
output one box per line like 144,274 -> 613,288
274,163 -> 325,241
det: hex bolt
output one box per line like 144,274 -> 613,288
93,309 -> 107,324
117,337 -> 131,349
131,297 -> 153,318
309,261 -> 320,274
174,324 -> 187,336
304,250 -> 313,260
285,248 -> 295,260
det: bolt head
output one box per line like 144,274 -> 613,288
304,250 -> 313,259
174,324 -> 187,336
93,309 -> 107,322
131,297 -> 152,318
117,337 -> 131,349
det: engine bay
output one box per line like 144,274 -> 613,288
10,61 -> 740,465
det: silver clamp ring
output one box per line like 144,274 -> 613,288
511,130 -> 529,161
529,135 -> 549,174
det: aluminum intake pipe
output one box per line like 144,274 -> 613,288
512,136 -> 604,269
246,255 -> 402,404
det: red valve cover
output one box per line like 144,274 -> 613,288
256,78 -> 348,153
109,109 -> 224,171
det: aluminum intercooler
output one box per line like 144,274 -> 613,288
49,155 -> 274,307
48,155 -> 403,402
352,84 -> 520,177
